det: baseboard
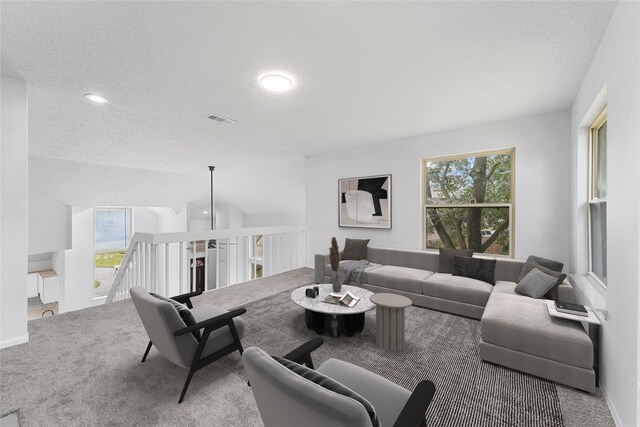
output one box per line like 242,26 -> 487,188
600,380 -> 623,427
0,334 -> 29,349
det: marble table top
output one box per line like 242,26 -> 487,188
291,284 -> 376,314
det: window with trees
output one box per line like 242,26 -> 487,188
94,208 -> 132,298
588,108 -> 607,286
423,149 -> 514,256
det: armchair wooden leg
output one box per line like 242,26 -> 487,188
228,321 -> 243,355
141,341 -> 153,363
179,367 -> 196,404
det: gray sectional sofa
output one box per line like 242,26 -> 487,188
314,246 -> 596,393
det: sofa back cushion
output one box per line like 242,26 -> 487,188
367,247 -> 438,271
437,247 -> 474,273
452,256 -> 496,285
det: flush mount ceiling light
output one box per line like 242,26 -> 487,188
84,93 -> 109,104
259,73 -> 294,92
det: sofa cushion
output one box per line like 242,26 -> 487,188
492,281 -> 519,295
422,273 -> 493,307
341,238 -> 370,261
516,255 -> 564,282
437,247 -> 473,273
515,268 -> 558,299
366,265 -> 433,294
452,256 -> 496,285
481,293 -> 593,369
324,262 -> 381,282
516,261 -> 567,301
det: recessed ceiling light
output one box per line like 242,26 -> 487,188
203,211 -> 208,215
84,93 -> 109,104
259,73 -> 294,92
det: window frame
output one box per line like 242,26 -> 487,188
421,148 -> 515,257
587,107 -> 607,289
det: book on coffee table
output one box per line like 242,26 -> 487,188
323,291 -> 360,308
555,302 -> 588,317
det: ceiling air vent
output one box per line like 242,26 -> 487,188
206,114 -> 236,126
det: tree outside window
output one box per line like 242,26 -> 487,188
423,149 -> 514,256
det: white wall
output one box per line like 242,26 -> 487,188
243,214 -> 305,228
0,75 -> 29,348
61,208 -> 94,313
306,110 -> 571,266
28,190 -> 71,256
569,3 -> 640,426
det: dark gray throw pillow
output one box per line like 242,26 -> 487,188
515,268 -> 558,299
341,238 -> 370,261
150,293 -> 200,341
438,247 -> 474,273
452,256 -> 496,285
516,261 -> 567,300
273,356 -> 380,427
516,255 -> 564,282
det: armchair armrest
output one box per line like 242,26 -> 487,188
283,337 -> 324,369
173,307 -> 247,336
170,290 -> 204,309
393,380 -> 436,427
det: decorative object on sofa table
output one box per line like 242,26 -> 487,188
339,174 -> 391,229
330,237 -> 341,292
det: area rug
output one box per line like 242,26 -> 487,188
218,289 -> 564,427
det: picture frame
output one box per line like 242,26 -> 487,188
338,174 -> 391,229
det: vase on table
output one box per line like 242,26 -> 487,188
332,272 -> 341,293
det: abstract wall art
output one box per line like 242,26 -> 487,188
339,174 -> 391,229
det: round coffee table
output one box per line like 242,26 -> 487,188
291,284 -> 375,337
370,293 -> 412,351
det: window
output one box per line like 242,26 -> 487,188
588,108 -> 607,286
422,149 -> 514,256
94,208 -> 132,298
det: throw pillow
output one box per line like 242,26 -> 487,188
452,256 -> 497,285
516,255 -> 564,282
437,247 -> 474,274
515,268 -> 558,299
515,261 -> 567,300
150,293 -> 200,341
341,238 -> 370,261
273,356 -> 380,427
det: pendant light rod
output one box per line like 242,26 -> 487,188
209,166 -> 215,231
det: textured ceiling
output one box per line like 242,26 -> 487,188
1,1 -> 615,212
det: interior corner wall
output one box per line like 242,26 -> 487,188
305,110 -> 571,267
569,2 -> 640,425
1,75 -> 29,348
28,190 -> 72,256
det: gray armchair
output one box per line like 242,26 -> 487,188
243,339 -> 435,427
130,286 -> 246,403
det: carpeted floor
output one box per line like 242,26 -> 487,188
1,268 -> 614,426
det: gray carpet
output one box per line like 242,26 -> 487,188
0,268 -> 614,426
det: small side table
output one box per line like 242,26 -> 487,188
546,300 -> 601,386
371,293 -> 412,351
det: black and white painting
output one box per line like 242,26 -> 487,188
339,175 -> 391,229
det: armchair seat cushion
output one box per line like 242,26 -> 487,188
192,304 -> 245,358
317,358 -> 411,427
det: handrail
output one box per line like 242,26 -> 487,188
105,225 -> 306,304
136,225 -> 306,245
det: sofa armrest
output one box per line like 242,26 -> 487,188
314,254 -> 329,284
557,280 -> 573,303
